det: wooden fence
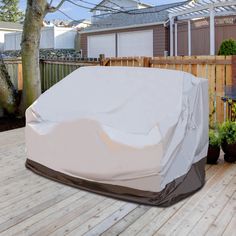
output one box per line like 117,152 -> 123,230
3,56 -> 236,123
3,58 -> 23,91
39,59 -> 99,91
101,56 -> 236,123
3,58 -> 99,92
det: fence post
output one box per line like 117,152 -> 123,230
17,63 -> 23,91
99,54 -> 105,66
142,57 -> 151,67
138,57 -> 151,67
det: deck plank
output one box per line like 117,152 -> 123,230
155,164 -> 236,236
205,187 -> 236,236
0,128 -> 236,236
189,176 -> 236,235
101,205 -> 150,236
222,213 -> 236,236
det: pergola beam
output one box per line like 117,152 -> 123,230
210,6 -> 215,55
175,23 -> 178,56
169,0 -> 236,18
168,0 -> 236,57
169,17 -> 174,56
188,20 -> 191,56
177,10 -> 236,20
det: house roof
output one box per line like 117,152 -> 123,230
90,0 -> 152,12
0,21 -> 23,30
68,19 -> 91,27
83,1 -> 188,33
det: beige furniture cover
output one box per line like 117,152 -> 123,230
25,66 -> 208,206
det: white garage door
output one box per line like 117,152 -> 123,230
88,34 -> 116,58
118,30 -> 153,57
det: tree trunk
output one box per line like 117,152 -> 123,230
20,0 -> 48,114
0,62 -> 17,114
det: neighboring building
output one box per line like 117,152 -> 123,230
79,2 -> 184,58
4,26 -> 77,51
91,0 -> 151,17
0,21 -> 22,51
173,16 -> 236,56
68,19 -> 91,29
79,0 -> 236,58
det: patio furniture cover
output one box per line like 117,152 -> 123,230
25,66 -> 209,207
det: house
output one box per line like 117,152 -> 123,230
79,2 -> 184,58
91,0 -> 151,17
4,26 -> 77,51
67,19 -> 91,29
47,19 -> 91,29
79,0 -> 236,58
0,21 -> 22,51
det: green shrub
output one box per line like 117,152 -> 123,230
218,39 -> 236,55
209,129 -> 221,147
219,121 -> 236,144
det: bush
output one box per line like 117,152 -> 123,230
209,129 -> 221,147
219,121 -> 236,144
218,39 -> 236,55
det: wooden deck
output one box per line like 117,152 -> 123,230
0,128 -> 236,236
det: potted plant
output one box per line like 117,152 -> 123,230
219,121 -> 236,163
207,129 -> 221,164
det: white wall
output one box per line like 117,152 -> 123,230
0,30 -> 22,50
40,27 -> 54,48
4,32 -> 22,50
0,30 -> 12,50
54,27 -> 77,49
4,26 -> 77,50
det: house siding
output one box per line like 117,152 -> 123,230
79,24 -> 168,57
175,15 -> 236,56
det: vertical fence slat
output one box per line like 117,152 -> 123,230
191,56 -> 198,76
205,56 -> 216,126
225,56 -> 232,120
215,56 -> 226,123
182,56 -> 191,73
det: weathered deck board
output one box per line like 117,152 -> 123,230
0,128 -> 236,236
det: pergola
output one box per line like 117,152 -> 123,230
168,0 -> 236,56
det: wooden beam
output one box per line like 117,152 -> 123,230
188,20 -> 191,56
231,56 -> 236,85
175,23 -> 178,56
169,17 -> 174,56
210,6 -> 215,56
169,0 -> 236,18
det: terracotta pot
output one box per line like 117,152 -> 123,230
221,141 -> 236,163
207,145 -> 220,164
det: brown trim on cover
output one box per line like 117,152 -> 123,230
25,158 -> 206,207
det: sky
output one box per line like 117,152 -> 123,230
19,0 -> 185,21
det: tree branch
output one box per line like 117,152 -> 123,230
47,0 -> 66,13
49,0 -> 53,6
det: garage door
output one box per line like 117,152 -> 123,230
88,34 -> 116,58
117,30 -> 153,57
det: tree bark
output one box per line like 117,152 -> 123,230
0,63 -> 17,114
20,0 -> 48,113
